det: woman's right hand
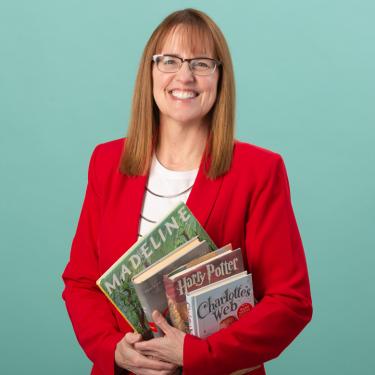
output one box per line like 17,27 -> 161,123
115,332 -> 179,375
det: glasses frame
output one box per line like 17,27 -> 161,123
152,54 -> 222,76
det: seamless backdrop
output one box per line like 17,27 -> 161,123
0,1 -> 374,374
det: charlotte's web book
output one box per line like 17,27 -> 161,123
164,246 -> 245,332
96,202 -> 217,338
132,238 -> 210,337
186,271 -> 254,338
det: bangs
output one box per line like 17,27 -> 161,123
155,23 -> 217,58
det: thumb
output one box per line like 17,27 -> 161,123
125,331 -> 142,345
152,310 -> 172,335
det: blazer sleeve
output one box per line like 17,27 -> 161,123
183,155 -> 313,375
62,146 -> 125,375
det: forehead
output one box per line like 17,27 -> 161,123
156,24 -> 216,57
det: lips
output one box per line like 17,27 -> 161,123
168,89 -> 199,100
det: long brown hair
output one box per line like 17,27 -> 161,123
120,8 -> 235,179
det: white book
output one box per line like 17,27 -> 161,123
186,271 -> 254,338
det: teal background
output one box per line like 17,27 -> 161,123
0,0 -> 374,374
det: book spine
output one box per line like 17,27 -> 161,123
163,275 -> 184,331
167,296 -> 189,332
186,294 -> 197,335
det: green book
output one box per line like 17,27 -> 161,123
96,202 -> 217,338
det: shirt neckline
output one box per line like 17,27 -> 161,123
152,154 -> 199,179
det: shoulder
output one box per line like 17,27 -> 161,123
228,141 -> 290,195
92,138 -> 125,166
232,140 -> 284,174
88,138 -> 126,195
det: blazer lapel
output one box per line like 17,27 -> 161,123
186,155 -> 224,229
113,173 -> 147,259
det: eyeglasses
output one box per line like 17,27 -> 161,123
152,54 -> 221,76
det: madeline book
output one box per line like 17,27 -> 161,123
96,202 -> 217,338
163,246 -> 245,332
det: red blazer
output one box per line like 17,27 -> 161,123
62,138 -> 312,375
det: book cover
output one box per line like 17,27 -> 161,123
164,246 -> 244,332
132,238 -> 211,337
166,244 -> 230,279
186,272 -> 254,338
96,202 -> 217,338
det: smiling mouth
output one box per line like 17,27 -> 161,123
168,89 -> 199,100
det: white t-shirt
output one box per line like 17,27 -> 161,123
138,154 -> 198,238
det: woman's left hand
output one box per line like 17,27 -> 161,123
134,310 -> 186,366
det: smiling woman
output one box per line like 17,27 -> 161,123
62,8 -> 312,375
121,9 -> 235,177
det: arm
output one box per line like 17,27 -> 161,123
62,146 -> 125,374
183,155 -> 313,374
62,146 -> 180,375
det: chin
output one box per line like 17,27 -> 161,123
172,116 -> 199,124
167,111 -> 206,125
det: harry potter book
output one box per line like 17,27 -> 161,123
163,246 -> 245,332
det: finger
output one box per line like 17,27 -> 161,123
134,352 -> 176,371
127,367 -> 177,375
152,310 -> 172,335
136,350 -> 157,358
135,344 -> 171,364
125,332 -> 142,345
134,337 -> 163,352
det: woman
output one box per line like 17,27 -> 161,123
62,8 -> 312,375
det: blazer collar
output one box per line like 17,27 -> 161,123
186,153 -> 223,227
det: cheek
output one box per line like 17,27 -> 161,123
152,68 -> 171,92
203,79 -> 219,107
208,73 -> 219,95
152,69 -> 164,97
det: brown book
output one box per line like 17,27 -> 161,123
132,238 -> 211,337
163,246 -> 245,332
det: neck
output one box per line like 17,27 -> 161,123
156,117 -> 208,171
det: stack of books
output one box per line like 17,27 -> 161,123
97,202 -> 254,339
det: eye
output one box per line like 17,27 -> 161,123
191,59 -> 215,72
161,56 -> 179,66
193,60 -> 210,68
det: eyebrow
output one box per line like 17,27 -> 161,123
163,53 -> 212,59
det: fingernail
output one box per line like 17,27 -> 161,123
153,310 -> 161,321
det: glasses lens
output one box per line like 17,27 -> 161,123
154,55 -> 218,75
191,59 -> 216,75
157,55 -> 180,72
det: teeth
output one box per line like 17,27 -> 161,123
171,90 -> 197,99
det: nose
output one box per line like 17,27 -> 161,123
175,61 -> 195,82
